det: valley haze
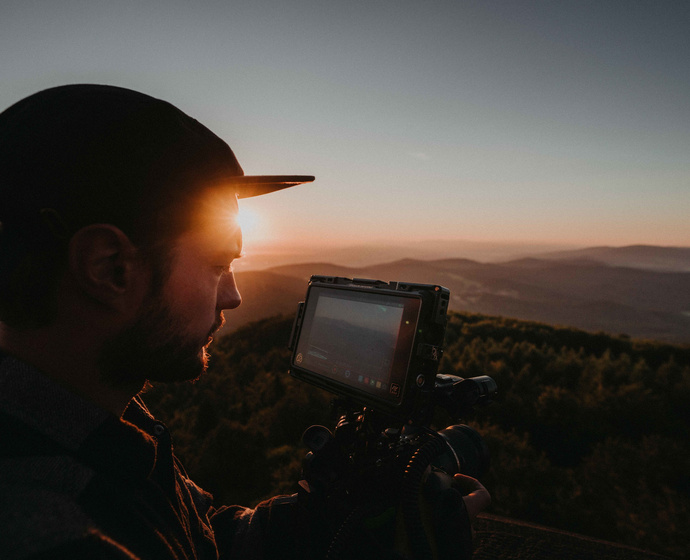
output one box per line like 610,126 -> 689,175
226,244 -> 690,345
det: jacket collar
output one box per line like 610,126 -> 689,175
0,355 -> 158,481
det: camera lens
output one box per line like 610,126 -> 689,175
433,424 -> 490,479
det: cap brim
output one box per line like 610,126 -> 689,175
229,175 -> 315,199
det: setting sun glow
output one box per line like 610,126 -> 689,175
236,207 -> 260,238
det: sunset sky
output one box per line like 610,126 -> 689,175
2,1 -> 688,253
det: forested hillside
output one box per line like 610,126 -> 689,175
144,313 -> 690,558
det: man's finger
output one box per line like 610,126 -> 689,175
454,474 -> 491,520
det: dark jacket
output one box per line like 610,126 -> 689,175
0,354 -> 473,560
0,355 -> 299,560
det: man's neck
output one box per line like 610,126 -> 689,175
0,322 -> 144,417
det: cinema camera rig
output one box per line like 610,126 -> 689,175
289,276 -> 497,560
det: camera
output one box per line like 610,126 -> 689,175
289,275 -> 450,419
288,276 -> 497,559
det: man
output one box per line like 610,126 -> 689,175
0,85 -> 489,559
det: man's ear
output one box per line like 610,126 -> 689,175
68,225 -> 142,307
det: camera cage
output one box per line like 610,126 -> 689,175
288,276 -> 497,559
289,276 -> 450,420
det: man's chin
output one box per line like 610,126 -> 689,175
142,339 -> 212,384
100,304 -> 219,386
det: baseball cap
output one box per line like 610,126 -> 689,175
0,84 -> 313,239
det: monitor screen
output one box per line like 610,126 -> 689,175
292,285 -> 421,405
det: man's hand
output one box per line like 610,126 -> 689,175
401,470 -> 491,560
453,473 -> 491,522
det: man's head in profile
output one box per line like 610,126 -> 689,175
0,84 -> 313,413
0,86 -> 490,560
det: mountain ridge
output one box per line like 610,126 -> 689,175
234,243 -> 690,274
536,244 -> 690,272
226,255 -> 690,344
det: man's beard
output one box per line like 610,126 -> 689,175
99,296 -> 225,388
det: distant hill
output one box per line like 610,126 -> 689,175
228,257 -> 690,344
218,265 -> 355,336
233,239 -> 580,272
536,245 -> 690,272
234,242 -> 690,273
217,270 -> 306,336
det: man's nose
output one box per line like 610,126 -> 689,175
217,271 -> 242,310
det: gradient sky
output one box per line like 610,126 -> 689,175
2,1 -> 688,251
